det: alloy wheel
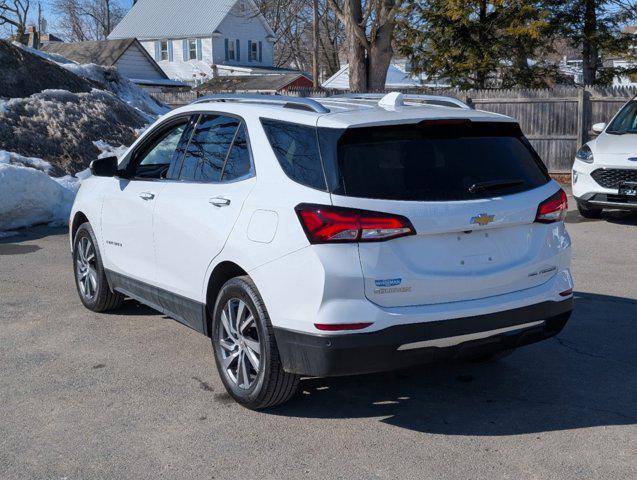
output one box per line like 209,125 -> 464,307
216,298 -> 261,390
75,236 -> 98,301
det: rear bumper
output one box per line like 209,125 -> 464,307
274,298 -> 573,377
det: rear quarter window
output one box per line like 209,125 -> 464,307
261,118 -> 327,191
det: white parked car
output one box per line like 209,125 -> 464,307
573,98 -> 637,218
70,93 -> 574,409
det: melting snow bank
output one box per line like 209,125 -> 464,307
0,151 -> 81,231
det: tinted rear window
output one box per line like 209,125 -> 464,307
261,119 -> 327,191
319,121 -> 549,201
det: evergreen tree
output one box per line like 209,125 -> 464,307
552,0 -> 637,85
397,0 -> 558,88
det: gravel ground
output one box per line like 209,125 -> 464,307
0,199 -> 635,480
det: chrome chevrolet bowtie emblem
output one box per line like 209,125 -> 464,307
470,213 -> 495,227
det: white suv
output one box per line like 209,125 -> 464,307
70,93 -> 574,409
573,98 -> 637,217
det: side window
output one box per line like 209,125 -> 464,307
179,115 -> 239,183
260,118 -> 326,191
222,123 -> 252,181
133,122 -> 188,180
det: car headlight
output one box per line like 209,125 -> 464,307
576,144 -> 594,163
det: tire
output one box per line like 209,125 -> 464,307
211,276 -> 299,409
73,222 -> 124,312
576,200 -> 603,219
464,348 -> 515,364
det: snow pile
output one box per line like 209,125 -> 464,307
62,63 -> 169,118
0,88 -> 146,175
93,140 -> 130,160
0,151 -> 80,231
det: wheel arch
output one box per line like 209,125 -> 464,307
71,211 -> 90,248
205,261 -> 249,336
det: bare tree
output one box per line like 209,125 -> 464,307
0,0 -> 30,37
52,0 -> 126,41
328,0 -> 403,91
258,0 -> 344,80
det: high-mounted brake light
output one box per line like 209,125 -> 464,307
295,204 -> 416,244
535,189 -> 568,223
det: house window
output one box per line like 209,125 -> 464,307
188,39 -> 197,60
250,40 -> 258,61
228,39 -> 236,61
160,40 -> 169,61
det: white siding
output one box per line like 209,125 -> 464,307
213,2 -> 273,66
115,43 -> 165,80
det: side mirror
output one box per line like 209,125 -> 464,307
592,123 -> 606,134
90,156 -> 119,177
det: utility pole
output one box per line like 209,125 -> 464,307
312,0 -> 320,88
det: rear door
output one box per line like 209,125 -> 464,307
321,120 -> 560,307
153,113 -> 255,301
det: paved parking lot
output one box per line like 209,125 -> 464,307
1,200 -> 635,479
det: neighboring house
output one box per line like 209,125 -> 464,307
323,60 -> 449,90
609,26 -> 637,87
108,0 -> 276,86
41,38 -> 185,92
195,72 -> 313,93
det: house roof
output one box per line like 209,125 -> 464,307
41,38 -> 168,79
108,0 -> 274,41
42,38 -> 136,66
322,63 -> 447,90
624,26 -> 637,35
196,73 -> 311,92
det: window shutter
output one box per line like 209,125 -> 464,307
196,38 -> 202,61
224,38 -> 229,61
168,40 -> 173,62
236,39 -> 240,62
247,40 -> 252,62
258,41 -> 262,63
183,39 -> 188,60
154,41 -> 160,61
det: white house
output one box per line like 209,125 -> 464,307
322,59 -> 449,90
41,38 -> 184,91
108,0 -> 277,86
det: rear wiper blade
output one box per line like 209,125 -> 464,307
469,179 -> 524,194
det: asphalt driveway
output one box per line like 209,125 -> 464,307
1,204 -> 635,479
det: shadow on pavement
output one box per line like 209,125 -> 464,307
566,209 -> 637,225
267,292 -> 636,435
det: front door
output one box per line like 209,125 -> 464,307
154,114 -> 255,303
101,118 -> 191,284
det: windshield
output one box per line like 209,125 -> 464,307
607,101 -> 637,135
318,121 -> 550,201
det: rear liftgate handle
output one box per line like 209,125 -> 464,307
209,197 -> 231,208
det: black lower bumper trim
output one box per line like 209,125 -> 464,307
274,299 -> 573,377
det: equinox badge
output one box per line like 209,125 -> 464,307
470,213 -> 495,227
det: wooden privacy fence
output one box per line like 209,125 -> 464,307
151,86 -> 636,173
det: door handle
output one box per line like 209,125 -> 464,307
139,192 -> 155,201
209,197 -> 231,207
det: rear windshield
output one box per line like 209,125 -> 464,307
261,119 -> 549,201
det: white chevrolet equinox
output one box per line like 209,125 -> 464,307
70,93 -> 574,409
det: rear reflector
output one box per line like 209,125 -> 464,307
295,204 -> 416,244
535,189 -> 568,223
314,322 -> 373,331
559,288 -> 573,297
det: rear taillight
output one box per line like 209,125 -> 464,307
295,204 -> 416,244
535,189 -> 568,223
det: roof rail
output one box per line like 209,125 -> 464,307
330,93 -> 471,110
191,93 -> 330,113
